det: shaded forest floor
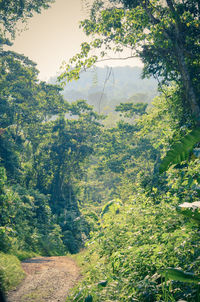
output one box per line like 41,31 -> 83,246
7,256 -> 81,302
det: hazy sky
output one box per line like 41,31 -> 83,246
9,0 -> 142,81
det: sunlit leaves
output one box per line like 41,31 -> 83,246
59,4 -> 147,83
67,188 -> 200,301
61,0 -> 200,126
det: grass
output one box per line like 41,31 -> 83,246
21,289 -> 49,302
0,252 -> 25,292
69,249 -> 87,265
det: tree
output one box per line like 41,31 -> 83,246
0,50 -> 67,181
115,102 -> 148,117
0,0 -> 54,40
30,101 -> 103,252
35,101 -> 102,208
60,0 -> 200,124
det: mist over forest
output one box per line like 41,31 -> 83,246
49,66 -> 157,112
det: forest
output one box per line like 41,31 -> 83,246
0,0 -> 200,301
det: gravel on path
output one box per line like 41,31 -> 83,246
7,256 -> 81,302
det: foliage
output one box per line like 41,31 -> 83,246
0,167 -> 65,255
0,0 -> 54,39
66,87 -> 200,301
0,49 -> 70,257
31,101 -> 103,253
160,128 -> 200,173
115,102 -> 148,117
161,168 -> 200,290
60,0 -> 200,123
67,189 -> 200,301
162,268 -> 200,284
0,45 -> 103,256
78,85 -> 184,207
0,50 -> 67,181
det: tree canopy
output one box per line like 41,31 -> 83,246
0,0 -> 54,39
60,0 -> 200,124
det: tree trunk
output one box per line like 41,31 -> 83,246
165,0 -> 200,123
173,42 -> 200,123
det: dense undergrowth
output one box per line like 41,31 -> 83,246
66,163 -> 200,301
0,167 -> 65,256
0,166 -> 64,292
0,253 -> 25,292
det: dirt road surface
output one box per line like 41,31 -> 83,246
7,256 -> 81,302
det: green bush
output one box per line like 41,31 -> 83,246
67,189 -> 200,301
0,252 -> 25,292
0,169 -> 65,256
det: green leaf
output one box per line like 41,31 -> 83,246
98,280 -> 108,287
159,128 -> 200,173
85,295 -> 93,302
161,268 -> 200,284
101,199 -> 122,217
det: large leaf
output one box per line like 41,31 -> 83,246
177,201 -> 200,224
161,268 -> 200,284
101,199 -> 122,217
159,128 -> 200,173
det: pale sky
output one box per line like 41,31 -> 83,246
9,0 -> 143,81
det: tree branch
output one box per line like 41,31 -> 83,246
96,55 -> 140,63
141,0 -> 160,25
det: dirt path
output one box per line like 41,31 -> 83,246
7,256 -> 81,302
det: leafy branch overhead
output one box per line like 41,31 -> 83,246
59,0 -> 200,124
0,0 -> 55,39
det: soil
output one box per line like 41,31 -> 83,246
7,256 -> 81,302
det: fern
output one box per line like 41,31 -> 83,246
159,128 -> 200,173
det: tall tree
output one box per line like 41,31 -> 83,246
60,0 -> 200,124
0,50 -> 67,181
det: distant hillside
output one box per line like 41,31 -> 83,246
49,66 -> 158,113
